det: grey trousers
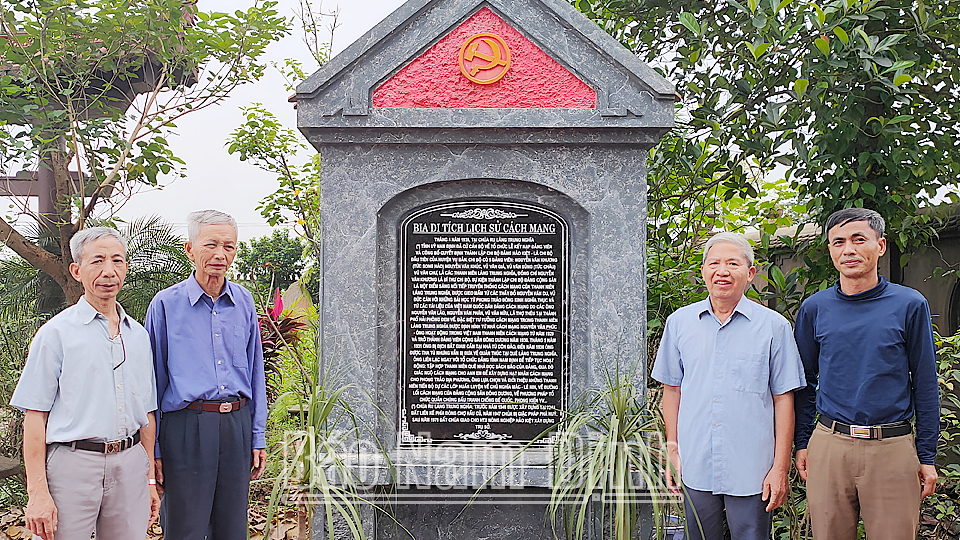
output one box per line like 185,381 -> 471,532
35,443 -> 150,540
683,483 -> 772,540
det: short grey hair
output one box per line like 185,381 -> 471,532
70,227 -> 127,264
186,210 -> 238,242
824,208 -> 885,240
703,232 -> 755,266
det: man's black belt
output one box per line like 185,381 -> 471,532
58,432 -> 141,454
819,416 -> 912,439
187,397 -> 247,413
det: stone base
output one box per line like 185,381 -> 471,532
312,487 -> 654,540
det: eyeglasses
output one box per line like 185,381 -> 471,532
113,331 -> 126,371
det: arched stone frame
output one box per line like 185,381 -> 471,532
375,179 -> 589,454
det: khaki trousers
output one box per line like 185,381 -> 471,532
806,423 -> 921,540
34,443 -> 150,540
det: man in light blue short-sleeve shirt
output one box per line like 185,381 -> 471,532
11,227 -> 159,540
652,232 -> 805,540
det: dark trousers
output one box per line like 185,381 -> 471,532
159,404 -> 252,540
683,483 -> 772,540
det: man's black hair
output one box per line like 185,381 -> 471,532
823,208 -> 885,240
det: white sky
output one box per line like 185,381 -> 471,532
116,0 -> 407,241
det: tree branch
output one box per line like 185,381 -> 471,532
0,218 -> 72,287
79,69 -> 168,224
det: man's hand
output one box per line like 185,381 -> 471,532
154,457 -> 164,495
920,464 -> 938,498
251,449 -> 267,480
762,466 -> 789,512
664,442 -> 682,494
795,449 -> 808,482
148,485 -> 161,524
25,489 -> 57,540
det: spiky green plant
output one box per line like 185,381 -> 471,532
266,375 -> 367,540
548,369 -> 679,540
0,223 -> 66,318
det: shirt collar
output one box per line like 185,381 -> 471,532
834,275 -> 888,301
698,295 -> 755,323
76,296 -> 131,327
187,270 -> 236,306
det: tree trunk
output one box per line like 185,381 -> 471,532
0,140 -> 84,310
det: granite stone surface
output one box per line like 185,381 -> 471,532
297,0 -> 673,537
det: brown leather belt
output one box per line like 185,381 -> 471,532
60,432 -> 141,454
819,415 -> 912,439
187,397 -> 248,413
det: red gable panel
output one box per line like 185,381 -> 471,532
373,7 -> 596,109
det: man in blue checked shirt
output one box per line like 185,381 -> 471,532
145,210 -> 266,539
652,232 -> 805,540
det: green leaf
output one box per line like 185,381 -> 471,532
770,264 -> 786,289
833,26 -> 849,44
882,60 -> 915,74
814,3 -> 825,26
793,78 -> 810,95
893,73 -> 911,86
728,0 -> 752,15
889,115 -> 913,123
875,33 -> 905,53
776,0 -> 794,12
679,12 -> 701,36
861,182 -> 876,196
753,42 -> 770,59
815,37 -> 830,56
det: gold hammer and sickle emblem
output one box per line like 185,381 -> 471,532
459,33 -> 511,85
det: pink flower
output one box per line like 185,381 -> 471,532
270,288 -> 283,320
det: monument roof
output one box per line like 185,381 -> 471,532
295,0 -> 675,133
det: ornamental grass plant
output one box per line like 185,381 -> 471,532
547,360 -> 681,540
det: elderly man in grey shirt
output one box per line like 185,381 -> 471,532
11,227 -> 160,540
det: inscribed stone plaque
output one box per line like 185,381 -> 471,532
399,199 -> 570,445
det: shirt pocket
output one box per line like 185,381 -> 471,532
232,324 -> 251,369
731,353 -> 768,395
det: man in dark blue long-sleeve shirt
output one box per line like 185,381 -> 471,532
146,210 -> 267,539
793,207 -> 939,540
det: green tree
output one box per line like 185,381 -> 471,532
0,0 -> 289,309
227,103 -> 321,267
574,0 -> 960,287
236,229 -> 309,295
226,1 -> 335,268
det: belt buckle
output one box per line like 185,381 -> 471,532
219,402 -> 233,413
105,441 -> 122,454
849,425 -> 872,439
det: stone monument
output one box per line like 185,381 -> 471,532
295,0 -> 674,538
